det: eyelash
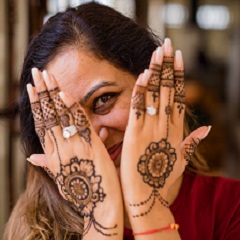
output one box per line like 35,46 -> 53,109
93,92 -> 119,114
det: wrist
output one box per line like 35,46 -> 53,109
128,201 -> 175,232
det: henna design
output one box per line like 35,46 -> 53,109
49,87 -> 70,128
132,85 -> 145,119
148,63 -> 161,102
166,87 -> 172,139
69,103 -> 91,144
55,157 -> 117,236
174,70 -> 185,115
161,56 -> 174,88
42,166 -> 55,179
31,101 -> 46,147
130,139 -> 176,217
38,90 -> 59,129
184,138 -> 200,163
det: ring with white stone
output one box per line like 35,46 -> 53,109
62,125 -> 78,139
146,106 -> 158,116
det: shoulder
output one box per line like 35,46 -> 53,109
185,171 -> 240,214
188,172 -> 240,199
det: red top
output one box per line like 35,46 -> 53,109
124,172 -> 240,240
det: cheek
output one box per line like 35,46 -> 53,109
113,108 -> 130,131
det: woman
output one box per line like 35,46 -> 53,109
3,2 -> 240,240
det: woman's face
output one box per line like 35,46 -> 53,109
46,48 -> 136,172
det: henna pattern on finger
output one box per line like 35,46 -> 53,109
184,138 -> 200,163
31,101 -> 46,147
132,85 -> 145,119
148,63 -> 161,102
49,87 -> 71,128
69,103 -> 91,144
161,56 -> 174,88
130,139 -> 176,217
42,166 -> 55,179
174,70 -> 185,115
165,87 -> 172,139
38,90 -> 59,129
55,157 -> 117,236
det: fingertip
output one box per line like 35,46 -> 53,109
59,91 -> 75,108
59,91 -> 64,99
27,157 -> 40,167
164,38 -> 173,56
175,50 -> 183,69
202,125 -> 212,139
155,46 -> 163,63
27,83 -> 39,101
26,83 -> 33,93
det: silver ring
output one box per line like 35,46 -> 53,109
62,125 -> 78,139
146,106 -> 158,116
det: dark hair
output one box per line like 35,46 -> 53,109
20,2 -> 160,158
6,3 -> 161,239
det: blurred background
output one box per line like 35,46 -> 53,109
0,0 -> 239,236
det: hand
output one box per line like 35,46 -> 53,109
27,69 -> 123,239
120,38 -> 210,235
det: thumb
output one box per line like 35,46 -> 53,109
27,154 -> 47,167
181,126 -> 211,163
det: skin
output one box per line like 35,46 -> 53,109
46,48 -> 135,174
27,39 -> 210,239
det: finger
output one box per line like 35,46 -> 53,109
27,83 -> 50,149
42,70 -> 74,129
27,154 -> 55,179
128,73 -> 147,128
181,126 -> 211,164
32,68 -> 62,139
59,91 -> 93,144
159,38 -> 175,139
27,154 -> 48,166
146,47 -> 163,117
172,50 -> 186,124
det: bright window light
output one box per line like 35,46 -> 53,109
162,3 -> 188,27
69,0 -> 91,8
197,5 -> 230,30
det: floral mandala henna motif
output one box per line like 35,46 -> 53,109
174,70 -> 185,115
55,157 -> 117,236
132,85 -> 146,119
130,139 -> 176,217
31,101 -> 46,147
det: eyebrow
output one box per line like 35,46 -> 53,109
80,81 -> 118,104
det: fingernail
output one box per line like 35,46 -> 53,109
27,157 -> 36,165
59,91 -> 64,99
26,83 -> 33,93
31,68 -> 40,86
155,46 -> 162,63
175,50 -> 183,68
203,126 -> 212,139
42,70 -> 50,85
164,38 -> 171,53
141,69 -> 150,86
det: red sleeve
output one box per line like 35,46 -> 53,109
224,205 -> 240,240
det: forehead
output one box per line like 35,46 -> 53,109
46,48 -> 135,101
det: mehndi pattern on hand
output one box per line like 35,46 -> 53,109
129,42 -> 185,218
28,68 -> 118,237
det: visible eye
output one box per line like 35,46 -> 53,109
93,92 -> 120,115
